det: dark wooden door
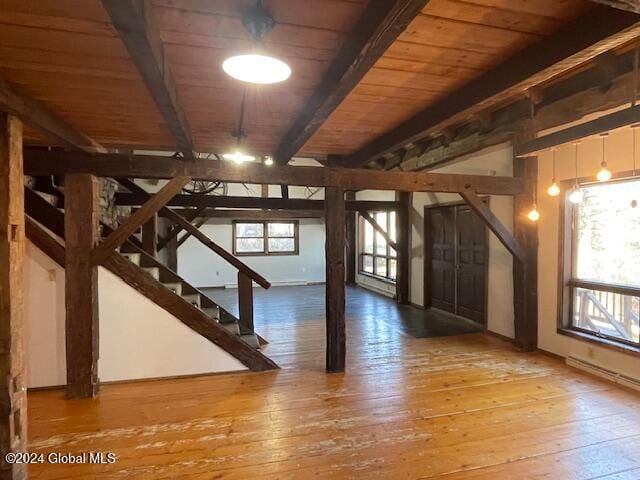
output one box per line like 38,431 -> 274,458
425,203 -> 487,324
455,205 -> 487,323
428,207 -> 456,313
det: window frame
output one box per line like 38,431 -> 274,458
232,220 -> 299,256
557,175 -> 640,356
358,211 -> 397,283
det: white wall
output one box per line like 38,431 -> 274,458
537,118 -> 640,380
355,144 -> 515,337
25,241 -> 247,389
178,219 -> 326,288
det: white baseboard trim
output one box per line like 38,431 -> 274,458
195,280 -> 324,289
566,356 -> 640,391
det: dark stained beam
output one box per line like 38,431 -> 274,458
176,217 -> 206,248
64,174 -> 100,399
141,213 -> 158,257
325,186 -> 346,373
0,113 -> 27,479
166,209 -> 323,219
361,211 -> 398,250
117,193 -> 399,212
24,150 -> 526,195
346,6 -> 640,167
101,0 -> 194,159
345,191 -> 357,285
156,206 -> 205,252
274,0 -> 429,164
0,77 -> 106,154
395,191 -> 411,305
25,216 -> 65,267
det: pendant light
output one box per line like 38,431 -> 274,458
263,156 -> 274,166
527,172 -> 541,221
547,148 -> 560,197
222,1 -> 291,85
596,133 -> 612,182
223,88 -> 255,164
632,124 -> 639,208
569,142 -> 583,204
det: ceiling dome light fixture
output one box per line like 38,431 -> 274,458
222,1 -> 291,85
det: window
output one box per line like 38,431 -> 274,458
359,211 -> 396,282
233,221 -> 299,256
562,178 -> 640,350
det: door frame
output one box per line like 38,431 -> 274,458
424,198 -> 490,324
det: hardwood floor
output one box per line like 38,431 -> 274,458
27,286 -> 640,479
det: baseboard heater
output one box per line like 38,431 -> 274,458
566,356 -> 640,392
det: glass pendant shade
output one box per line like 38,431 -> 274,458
527,205 -> 540,222
569,187 -> 583,204
223,54 -> 291,84
596,161 -> 612,182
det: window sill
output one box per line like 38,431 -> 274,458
358,271 -> 396,285
557,328 -> 640,358
234,252 -> 298,257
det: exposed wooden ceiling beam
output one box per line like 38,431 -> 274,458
101,0 -> 195,159
273,0 -> 429,165
115,194 -> 399,212
0,78 -> 105,153
345,5 -> 640,168
23,150 -> 525,195
167,209 -> 324,219
591,0 -> 640,14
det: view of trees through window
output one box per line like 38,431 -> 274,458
233,221 -> 298,256
360,211 -> 397,282
571,178 -> 640,345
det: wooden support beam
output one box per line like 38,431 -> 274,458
591,0 -> 640,13
25,216 -> 65,267
345,191 -> 357,285
325,187 -> 346,373
168,209 -> 323,220
345,6 -> 640,167
396,191 -> 411,305
0,77 -> 105,154
92,176 -> 190,265
176,217 -> 206,248
101,0 -> 194,158
64,174 -> 100,399
0,113 -> 27,479
118,193 -> 400,212
24,150 -> 526,196
513,156 -> 539,351
361,211 -> 398,251
516,104 -> 640,156
237,272 -> 254,335
274,0 -> 429,164
280,185 -> 289,199
459,188 -> 526,264
141,213 -> 158,257
156,206 -> 205,251
24,187 -> 64,239
261,184 -> 269,198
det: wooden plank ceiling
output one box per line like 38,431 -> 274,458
0,0 -> 599,157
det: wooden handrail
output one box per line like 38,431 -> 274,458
116,179 -> 271,289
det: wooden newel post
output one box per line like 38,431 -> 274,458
65,173 -> 100,398
237,271 -> 254,335
325,186 -> 346,373
0,113 -> 28,480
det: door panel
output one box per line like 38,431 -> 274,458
429,207 -> 455,313
456,205 -> 487,323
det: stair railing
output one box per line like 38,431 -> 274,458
115,179 -> 270,334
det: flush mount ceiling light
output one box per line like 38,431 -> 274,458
222,1 -> 291,85
223,151 -> 255,164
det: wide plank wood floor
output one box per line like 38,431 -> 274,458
28,286 -> 640,479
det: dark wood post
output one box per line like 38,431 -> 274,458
513,156 -> 538,351
0,113 -> 28,480
141,213 -> 158,257
396,191 -> 411,304
65,173 -> 100,398
237,271 -> 254,335
345,191 -> 356,284
325,186 -> 346,373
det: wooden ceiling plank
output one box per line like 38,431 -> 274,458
344,5 -> 640,167
590,1 -> 640,14
101,0 -> 195,159
0,76 -> 105,153
274,0 -> 430,165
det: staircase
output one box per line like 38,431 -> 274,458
24,180 -> 278,372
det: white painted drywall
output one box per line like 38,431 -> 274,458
25,241 -> 247,389
536,111 -> 640,380
178,219 -> 326,288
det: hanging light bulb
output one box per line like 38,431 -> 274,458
569,142 -> 583,204
597,133 -> 612,182
263,156 -> 274,166
222,2 -> 291,85
527,204 -> 540,221
547,148 -> 560,196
